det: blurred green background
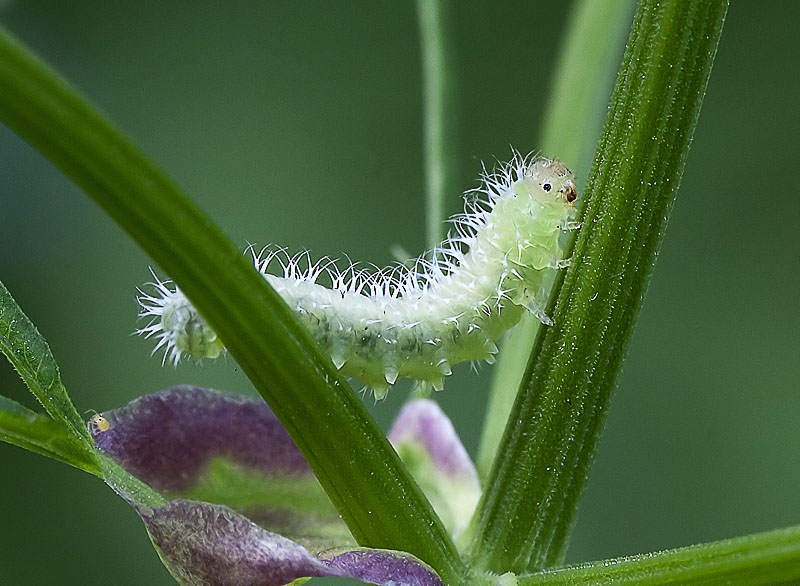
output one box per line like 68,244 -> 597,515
1,1 -> 798,584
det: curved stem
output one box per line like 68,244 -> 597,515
0,26 -> 465,584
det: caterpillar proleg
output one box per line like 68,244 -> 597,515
137,154 -> 579,399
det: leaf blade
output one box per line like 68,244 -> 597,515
0,279 -> 90,443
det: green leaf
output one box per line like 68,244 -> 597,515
0,394 -> 99,475
0,279 -> 90,443
0,26 -> 464,584
467,0 -> 729,574
477,0 -> 637,482
518,525 -> 800,586
0,281 -> 167,503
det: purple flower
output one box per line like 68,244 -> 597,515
389,399 -> 481,540
138,499 -> 444,586
90,387 -> 481,586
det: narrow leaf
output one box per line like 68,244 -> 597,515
518,525 -> 800,586
0,394 -> 99,475
0,279 -> 90,443
98,453 -> 168,511
468,0 -> 729,573
0,26 -> 464,583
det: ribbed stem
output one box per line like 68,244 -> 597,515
467,0 -> 729,574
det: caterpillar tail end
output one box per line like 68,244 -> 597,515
137,278 -> 226,366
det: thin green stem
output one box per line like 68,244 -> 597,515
416,0 -> 459,249
467,0 -> 729,574
518,525 -> 800,586
477,0 -> 636,481
0,26 -> 464,584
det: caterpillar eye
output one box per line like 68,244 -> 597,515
542,183 -> 552,192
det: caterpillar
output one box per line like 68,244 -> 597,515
137,154 -> 579,399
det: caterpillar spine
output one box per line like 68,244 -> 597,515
137,154 -> 579,399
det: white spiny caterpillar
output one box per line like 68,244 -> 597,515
137,154 -> 579,399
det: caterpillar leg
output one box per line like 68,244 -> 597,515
534,310 -> 554,327
550,257 -> 572,269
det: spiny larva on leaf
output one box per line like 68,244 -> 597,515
137,154 -> 579,399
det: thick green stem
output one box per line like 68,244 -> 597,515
0,27 -> 464,584
477,0 -> 636,481
467,0 -> 728,574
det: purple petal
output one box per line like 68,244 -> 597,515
140,499 -> 341,586
389,399 -> 477,481
389,399 -> 481,538
90,386 -> 352,549
321,549 -> 445,586
138,500 -> 445,586
90,386 -> 308,492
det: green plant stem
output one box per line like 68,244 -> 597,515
467,0 -> 728,574
477,0 -> 635,481
416,0 -> 459,248
0,27 -> 464,584
518,525 -> 800,586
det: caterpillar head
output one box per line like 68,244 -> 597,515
503,158 -> 578,236
521,158 -> 577,206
